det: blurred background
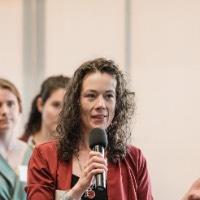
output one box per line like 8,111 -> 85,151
1,0 -> 200,199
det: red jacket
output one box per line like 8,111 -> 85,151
26,141 -> 153,200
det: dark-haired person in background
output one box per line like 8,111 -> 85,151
0,78 -> 32,200
26,58 -> 153,200
20,75 -> 70,148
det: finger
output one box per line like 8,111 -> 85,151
82,157 -> 107,174
93,156 -> 106,164
87,162 -> 108,172
83,167 -> 106,180
82,161 -> 107,183
88,156 -> 107,165
89,151 -> 105,158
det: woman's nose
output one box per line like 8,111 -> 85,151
95,95 -> 106,109
0,104 -> 9,116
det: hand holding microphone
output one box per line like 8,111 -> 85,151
69,128 -> 108,199
89,128 -> 108,192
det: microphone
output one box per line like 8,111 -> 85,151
89,128 -> 108,192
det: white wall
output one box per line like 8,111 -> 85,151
1,1 -> 200,199
0,0 -> 23,91
45,0 -> 126,77
131,0 -> 200,199
0,0 -> 23,136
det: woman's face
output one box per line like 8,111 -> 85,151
80,72 -> 116,135
0,88 -> 20,136
38,88 -> 65,133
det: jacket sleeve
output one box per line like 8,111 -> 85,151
26,146 -> 56,200
136,148 -> 153,200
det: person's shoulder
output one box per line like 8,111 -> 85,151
125,144 -> 147,164
15,138 -> 28,146
14,138 -> 28,151
30,140 -> 59,171
126,144 -> 142,156
33,140 -> 58,158
35,140 -> 58,151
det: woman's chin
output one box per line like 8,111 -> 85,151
90,123 -> 107,130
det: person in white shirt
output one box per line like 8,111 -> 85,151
0,78 -> 32,200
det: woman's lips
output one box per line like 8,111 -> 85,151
91,114 -> 107,119
0,119 -> 10,128
0,119 -> 9,124
91,115 -> 107,123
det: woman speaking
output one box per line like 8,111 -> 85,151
26,58 -> 153,200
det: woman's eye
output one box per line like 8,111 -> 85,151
105,94 -> 114,99
7,101 -> 15,107
52,102 -> 61,108
87,94 -> 96,98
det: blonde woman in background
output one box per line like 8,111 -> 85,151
0,78 -> 32,200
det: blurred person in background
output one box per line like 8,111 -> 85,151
20,75 -> 70,148
0,78 -> 32,200
26,58 -> 153,200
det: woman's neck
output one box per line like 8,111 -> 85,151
32,126 -> 54,145
79,133 -> 90,151
0,131 -> 16,162
0,130 -> 14,150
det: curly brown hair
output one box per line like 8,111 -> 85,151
57,58 -> 135,163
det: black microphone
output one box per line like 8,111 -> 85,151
89,128 -> 108,192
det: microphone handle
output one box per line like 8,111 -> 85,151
93,145 -> 106,191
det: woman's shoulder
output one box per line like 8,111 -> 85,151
34,140 -> 58,152
14,138 -> 28,148
126,144 -> 142,156
12,138 -> 29,155
28,140 -> 60,181
32,140 -> 58,160
125,144 -> 147,165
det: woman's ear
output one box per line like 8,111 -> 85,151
36,97 -> 43,113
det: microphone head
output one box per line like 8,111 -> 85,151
89,128 -> 108,149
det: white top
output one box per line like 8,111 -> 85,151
0,136 -> 28,174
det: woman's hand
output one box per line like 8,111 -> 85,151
77,151 -> 107,190
183,178 -> 200,200
68,151 -> 107,200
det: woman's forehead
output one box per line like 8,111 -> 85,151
0,88 -> 18,101
81,72 -> 117,91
